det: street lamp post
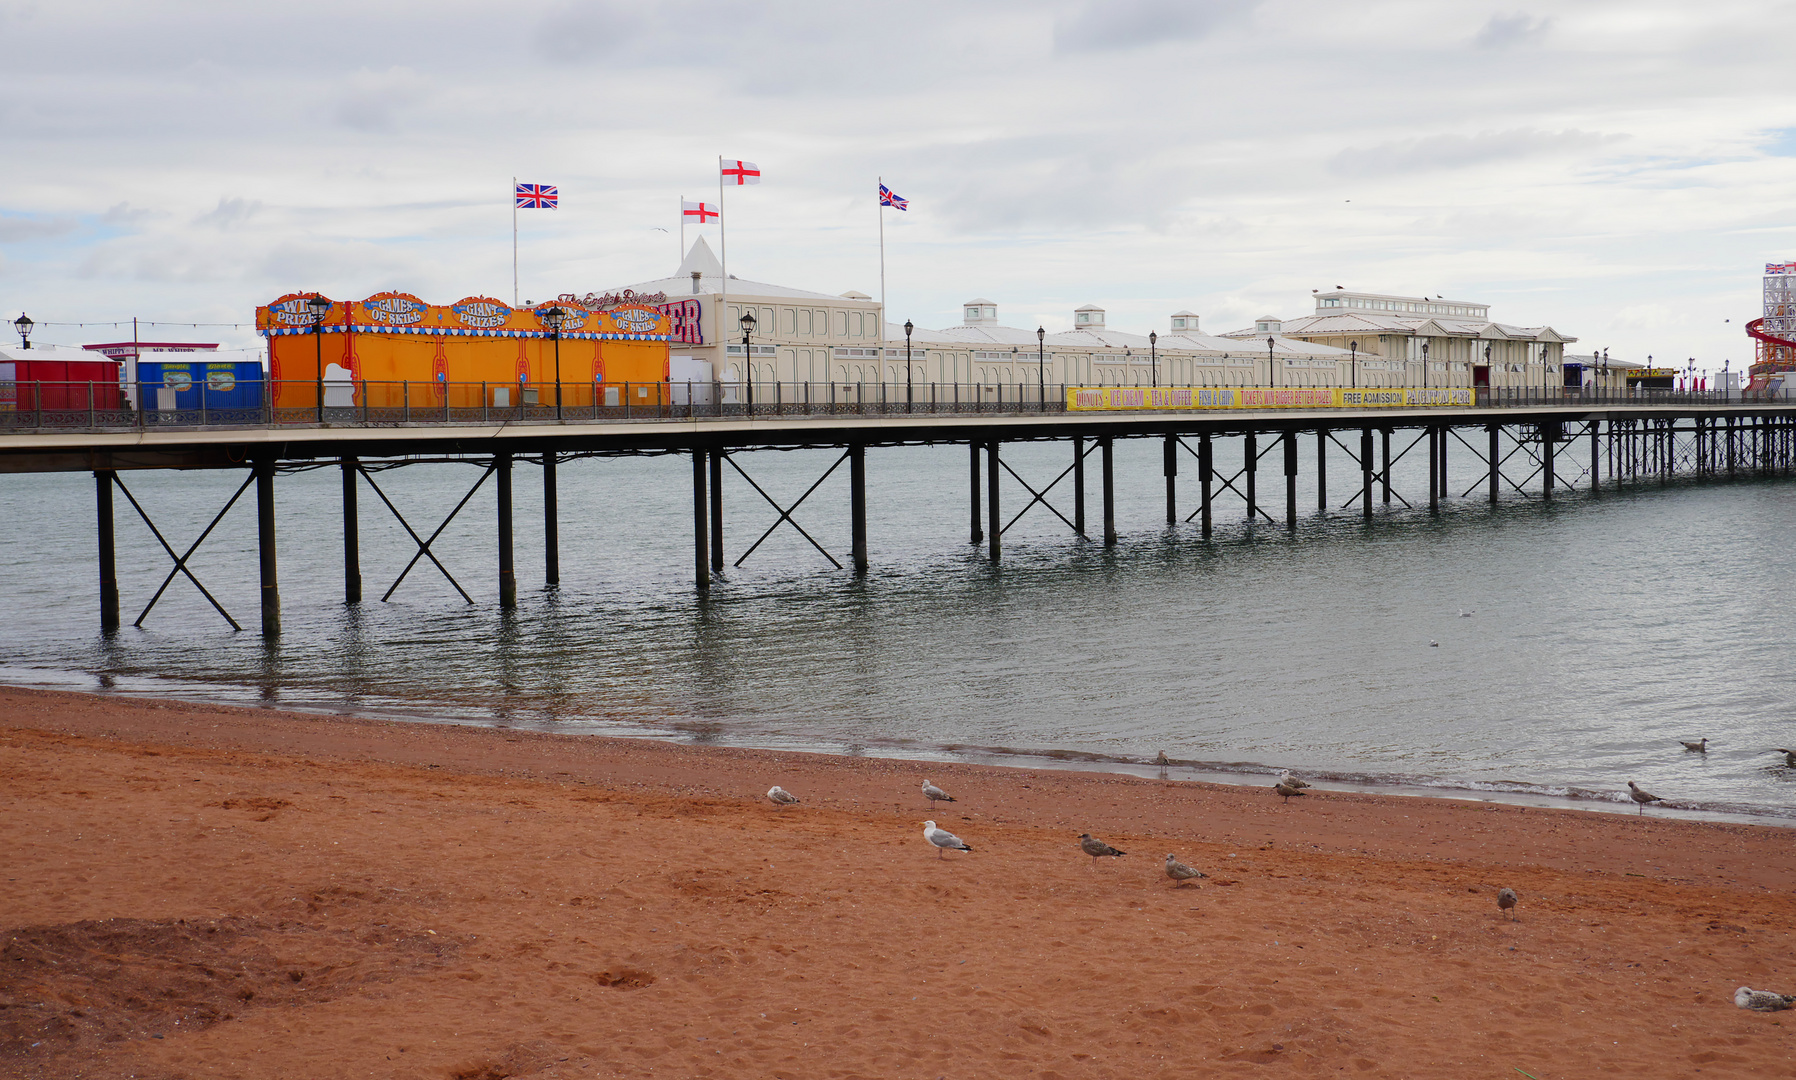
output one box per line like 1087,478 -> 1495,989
307,294 -> 332,423
1421,341 -> 1429,390
904,318 -> 914,412
13,312 -> 33,349
1037,326 -> 1046,405
539,305 -> 566,419
739,310 -> 756,410
1267,335 -> 1276,388
1483,343 -> 1492,398
1350,340 -> 1358,388
1540,345 -> 1550,394
1149,331 -> 1158,389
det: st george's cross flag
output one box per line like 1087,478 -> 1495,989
721,160 -> 761,185
682,200 -> 719,224
879,184 -> 908,210
515,183 -> 558,209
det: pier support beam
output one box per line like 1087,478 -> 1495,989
693,449 -> 709,591
341,456 -> 361,604
709,448 -> 724,572
542,450 -> 559,587
969,443 -> 983,546
95,470 -> 118,632
1360,428 -> 1373,520
1101,436 -> 1116,546
850,443 -> 868,574
1381,428 -> 1392,504
254,454 -> 279,638
1438,424 -> 1448,498
1488,425 -> 1500,505
497,452 -> 516,609
1590,419 -> 1600,494
988,440 -> 1002,561
1073,437 -> 1086,535
1543,424 -> 1556,500
1199,432 -> 1213,540
1244,433 -> 1257,522
1428,427 -> 1439,514
1164,434 -> 1178,524
1317,431 -> 1327,513
1283,430 -> 1297,530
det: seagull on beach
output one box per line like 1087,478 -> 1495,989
1079,834 -> 1126,867
1164,854 -> 1207,886
1278,771 -> 1311,790
1274,780 -> 1307,804
1497,887 -> 1518,922
766,786 -> 800,810
923,820 -> 971,859
1735,987 -> 1795,1011
1626,780 -> 1663,814
1680,737 -> 1708,753
921,779 -> 956,809
1776,749 -> 1796,768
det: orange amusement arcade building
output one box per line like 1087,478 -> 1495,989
257,291 -> 673,409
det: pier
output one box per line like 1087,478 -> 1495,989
4,384 -> 1794,636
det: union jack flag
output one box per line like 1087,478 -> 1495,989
879,184 -> 908,211
516,183 -> 558,209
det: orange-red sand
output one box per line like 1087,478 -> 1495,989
2,684 -> 1793,1079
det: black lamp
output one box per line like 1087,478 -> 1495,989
1149,330 -> 1157,388
540,305 -> 566,419
739,311 -> 756,407
14,312 -> 33,350
903,319 -> 914,411
1036,325 -> 1046,402
307,295 -> 332,422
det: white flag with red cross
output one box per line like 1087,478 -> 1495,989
682,200 -> 719,223
721,160 -> 761,186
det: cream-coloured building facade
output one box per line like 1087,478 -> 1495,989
1230,290 -> 1577,390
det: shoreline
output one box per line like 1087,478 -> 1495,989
4,683 -> 1794,1078
6,667 -> 1793,830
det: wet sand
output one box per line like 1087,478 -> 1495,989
3,685 -> 1793,1078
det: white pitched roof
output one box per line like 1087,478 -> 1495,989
606,237 -> 866,304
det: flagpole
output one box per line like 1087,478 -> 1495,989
711,155 -> 718,375
877,176 -> 886,384
512,176 -> 519,308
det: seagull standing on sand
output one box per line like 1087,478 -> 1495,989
1164,854 -> 1207,886
1626,780 -> 1662,814
766,785 -> 800,810
923,820 -> 971,859
921,779 -> 955,809
1497,887 -> 1518,921
1274,780 -> 1307,804
1079,834 -> 1126,867
1278,771 -> 1311,790
1735,987 -> 1796,1011
1680,737 -> 1708,753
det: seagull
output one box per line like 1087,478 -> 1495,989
1775,749 -> 1796,767
1274,780 -> 1307,804
1278,771 -> 1311,790
1458,609 -> 1475,617
1680,738 -> 1708,753
1735,987 -> 1796,1011
921,779 -> 955,808
1154,750 -> 1170,767
766,785 -> 800,810
1164,854 -> 1206,886
1497,887 -> 1518,922
923,820 -> 971,859
1079,834 -> 1126,866
1428,640 -> 1439,647
1626,780 -> 1662,814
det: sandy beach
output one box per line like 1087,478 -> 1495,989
2,684 -> 1793,1079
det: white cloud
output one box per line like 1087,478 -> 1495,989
1474,12 -> 1554,50
0,214 -> 76,242
1053,0 -> 1257,54
1329,129 -> 1622,178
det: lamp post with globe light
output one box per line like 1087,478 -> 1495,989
539,306 -> 566,419
739,310 -> 757,410
307,295 -> 332,423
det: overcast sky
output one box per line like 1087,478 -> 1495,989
4,0 -> 1794,370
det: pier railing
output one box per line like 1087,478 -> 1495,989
0,380 -> 1786,433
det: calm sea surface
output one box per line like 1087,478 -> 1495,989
3,435 -> 1794,821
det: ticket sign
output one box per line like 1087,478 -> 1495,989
1066,387 -> 1474,411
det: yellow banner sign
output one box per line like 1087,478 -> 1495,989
1065,387 -> 1473,411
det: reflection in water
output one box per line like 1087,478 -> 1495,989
1,438 -> 1794,820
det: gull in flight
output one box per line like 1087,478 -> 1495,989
1458,609 -> 1475,617
921,779 -> 956,809
766,786 -> 800,810
1497,887 -> 1518,921
1079,834 -> 1126,867
1164,854 -> 1206,887
1626,780 -> 1662,815
923,820 -> 971,859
